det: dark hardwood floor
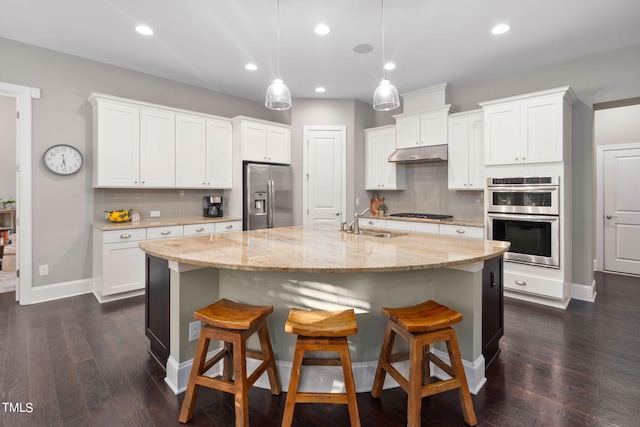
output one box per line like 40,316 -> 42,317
1,272 -> 638,426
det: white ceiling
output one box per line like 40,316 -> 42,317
2,0 -> 640,105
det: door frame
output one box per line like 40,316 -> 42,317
0,82 -> 35,305
595,142 -> 640,273
302,125 -> 347,226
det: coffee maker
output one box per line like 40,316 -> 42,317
203,196 -> 223,218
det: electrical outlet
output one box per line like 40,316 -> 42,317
189,321 -> 201,342
355,198 -> 360,205
150,210 -> 160,217
39,264 -> 49,276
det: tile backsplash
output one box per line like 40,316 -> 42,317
93,188 -> 224,221
366,163 -> 484,220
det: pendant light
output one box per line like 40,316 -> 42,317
265,0 -> 292,110
373,0 -> 399,111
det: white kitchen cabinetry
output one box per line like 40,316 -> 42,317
394,106 -> 453,149
386,220 -> 439,235
439,224 -> 483,239
236,117 -> 291,164
448,110 -> 484,190
146,225 -> 183,240
175,115 -> 233,188
361,218 -> 387,229
214,220 -> 242,233
93,228 -> 147,297
139,108 -> 176,187
365,125 -> 405,190
480,87 -> 576,166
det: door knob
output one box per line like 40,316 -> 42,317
606,215 -> 618,219
334,212 -> 341,216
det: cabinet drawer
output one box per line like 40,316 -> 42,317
183,223 -> 216,236
147,225 -> 184,240
103,228 -> 147,244
361,218 -> 387,229
504,271 -> 564,299
214,221 -> 242,233
386,220 -> 438,234
439,224 -> 484,239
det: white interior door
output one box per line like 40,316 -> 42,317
603,148 -> 640,275
304,127 -> 345,226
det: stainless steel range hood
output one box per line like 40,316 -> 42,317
387,144 -> 448,163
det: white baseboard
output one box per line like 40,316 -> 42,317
29,278 -> 94,304
92,289 -> 145,304
504,289 -> 570,309
571,280 -> 597,302
166,348 -> 486,396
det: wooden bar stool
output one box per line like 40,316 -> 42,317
371,300 -> 477,427
281,308 -> 361,427
179,298 -> 281,426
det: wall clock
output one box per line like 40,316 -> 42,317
43,144 -> 83,175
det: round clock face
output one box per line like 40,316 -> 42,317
44,144 -> 83,175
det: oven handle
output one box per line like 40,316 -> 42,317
488,186 -> 559,192
487,213 -> 559,222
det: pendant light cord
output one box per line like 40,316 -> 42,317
276,0 -> 281,78
381,0 -> 387,80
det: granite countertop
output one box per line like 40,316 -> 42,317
139,224 -> 508,274
92,216 -> 242,231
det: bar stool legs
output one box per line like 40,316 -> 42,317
371,300 -> 477,427
179,299 -> 281,427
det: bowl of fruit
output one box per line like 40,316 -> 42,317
106,209 -> 132,223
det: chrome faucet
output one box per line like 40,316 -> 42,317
348,208 -> 371,234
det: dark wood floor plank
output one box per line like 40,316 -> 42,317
0,271 -> 638,426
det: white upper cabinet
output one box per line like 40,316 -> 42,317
89,93 -> 233,189
92,100 -> 140,187
175,115 -> 232,188
237,118 -> 291,164
139,108 -> 176,187
480,87 -> 576,166
365,125 -> 405,190
394,105 -> 453,149
448,110 -> 484,190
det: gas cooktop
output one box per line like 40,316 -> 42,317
390,213 -> 454,220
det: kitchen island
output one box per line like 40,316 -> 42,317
139,224 -> 509,395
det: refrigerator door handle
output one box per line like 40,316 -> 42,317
267,179 -> 274,228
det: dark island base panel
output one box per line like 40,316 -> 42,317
145,254 -> 171,369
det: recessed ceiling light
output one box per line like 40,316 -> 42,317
353,44 -> 374,54
314,24 -> 331,35
491,23 -> 511,35
384,62 -> 396,71
315,87 -> 326,93
245,63 -> 258,71
135,25 -> 154,36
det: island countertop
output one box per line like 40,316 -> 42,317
139,224 -> 509,273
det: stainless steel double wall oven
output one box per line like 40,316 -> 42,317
487,177 -> 560,268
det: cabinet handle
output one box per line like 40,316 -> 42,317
161,230 -> 171,235
368,221 -> 375,225
119,233 -> 132,239
225,224 -> 233,229
142,181 -> 146,184
515,280 -> 527,286
469,183 -> 473,187
456,229 -> 465,234
202,182 -> 206,185
490,271 -> 496,288
195,227 -> 205,232
522,157 -> 526,161
134,181 -> 138,184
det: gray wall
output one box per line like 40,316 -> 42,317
0,95 -> 16,206
0,37 -> 287,287
594,102 -> 640,145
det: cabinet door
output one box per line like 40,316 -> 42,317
395,115 -> 421,148
467,113 -> 484,189
420,109 -> 448,146
241,121 -> 268,161
448,115 -> 470,189
521,96 -> 563,163
103,241 -> 146,296
365,130 -> 383,189
175,114 -> 207,188
484,103 -> 520,165
94,101 -> 140,187
380,127 -> 401,188
205,118 -> 233,188
140,108 -> 176,187
266,125 -> 291,164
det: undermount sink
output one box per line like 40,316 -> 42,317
359,230 -> 403,238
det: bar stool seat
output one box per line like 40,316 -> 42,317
179,299 -> 281,426
281,308 -> 360,427
371,300 -> 477,426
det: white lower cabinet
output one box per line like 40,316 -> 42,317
94,228 -> 147,297
386,220 -> 439,234
439,224 -> 484,239
94,220 -> 241,299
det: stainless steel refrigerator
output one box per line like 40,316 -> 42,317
244,163 -> 293,230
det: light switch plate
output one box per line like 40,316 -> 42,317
150,211 -> 160,217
